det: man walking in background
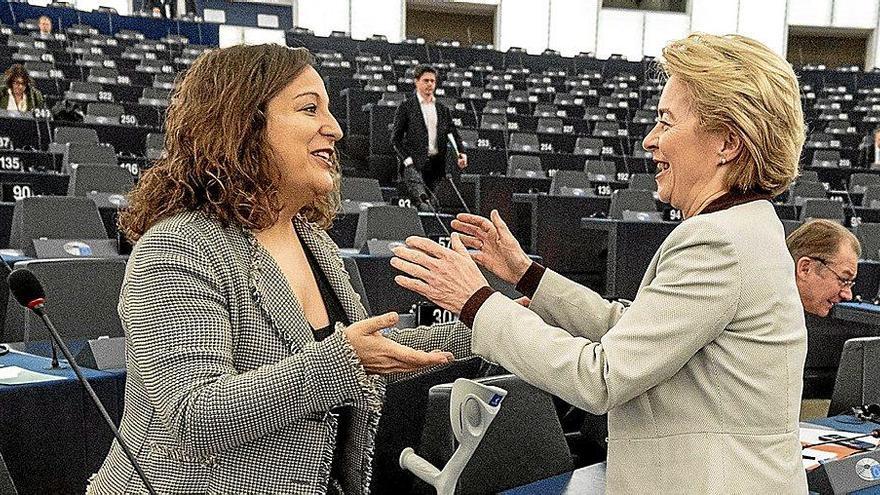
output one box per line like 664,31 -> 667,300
391,65 -> 467,211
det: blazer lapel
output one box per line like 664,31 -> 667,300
411,97 -> 428,135
436,102 -> 448,130
294,217 -> 368,324
244,227 -> 314,352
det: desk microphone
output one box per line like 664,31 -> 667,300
7,269 -> 158,495
840,184 -> 860,229
445,133 -> 472,214
7,262 -> 59,368
420,193 -> 451,237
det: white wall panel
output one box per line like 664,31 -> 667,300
738,0 -> 787,55
872,11 -> 880,69
74,0 -> 130,15
351,0 -> 404,41
219,26 -> 286,47
218,25 -> 244,48
832,0 -> 879,29
296,0 -> 349,36
787,0 -> 832,26
548,0 -> 599,56
643,12 -> 689,57
242,27 -> 286,45
596,9 -> 643,60
690,0 -> 738,35
497,0 -> 550,54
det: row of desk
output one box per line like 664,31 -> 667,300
0,348 -> 124,494
0,115 -> 160,157
0,3 -> 219,46
4,341 -> 880,495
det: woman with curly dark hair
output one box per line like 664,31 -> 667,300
88,44 -> 473,495
1,64 -> 45,111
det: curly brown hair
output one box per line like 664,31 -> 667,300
118,44 -> 341,242
4,64 -> 33,91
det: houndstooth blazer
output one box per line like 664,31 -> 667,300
86,211 -> 472,495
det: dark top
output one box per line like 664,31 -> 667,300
301,236 -> 352,486
459,190 -> 774,327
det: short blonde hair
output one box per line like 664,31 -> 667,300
659,33 -> 805,196
787,219 -> 861,262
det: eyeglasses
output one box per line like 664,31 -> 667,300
811,257 -> 856,289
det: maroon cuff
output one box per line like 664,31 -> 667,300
459,286 -> 496,328
515,262 -> 546,298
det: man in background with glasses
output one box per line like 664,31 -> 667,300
787,219 -> 861,317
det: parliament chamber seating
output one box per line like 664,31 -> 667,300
2,5 -> 880,493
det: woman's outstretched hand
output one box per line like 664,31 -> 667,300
344,312 -> 454,374
391,233 -> 489,315
450,209 -> 532,285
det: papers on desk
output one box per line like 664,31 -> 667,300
800,424 -> 880,471
0,366 -> 66,385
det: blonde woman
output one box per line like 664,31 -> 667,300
391,33 -> 808,493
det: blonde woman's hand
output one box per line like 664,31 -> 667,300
450,209 -> 532,285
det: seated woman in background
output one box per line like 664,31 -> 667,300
1,64 -> 45,112
87,44 -> 472,495
787,219 -> 860,317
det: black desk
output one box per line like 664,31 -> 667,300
0,201 -> 122,248
0,171 -> 68,201
460,174 -> 551,220
58,121 -> 159,157
511,193 -> 611,281
367,104 -> 397,156
0,116 -> 159,157
803,303 -> 880,399
580,218 -> 678,300
460,149 -> 507,175
0,116 -> 51,151
829,301 -> 880,326
773,202 -> 880,227
804,165 -> 880,190
342,88 -> 382,139
503,416 -> 879,495
344,252 -> 536,317
328,210 -> 454,249
0,150 -> 60,174
0,349 -> 124,494
2,3 -> 219,45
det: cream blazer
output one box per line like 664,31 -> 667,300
471,200 -> 808,494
